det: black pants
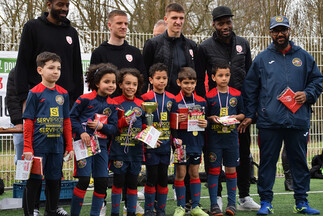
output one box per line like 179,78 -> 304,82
236,126 -> 251,198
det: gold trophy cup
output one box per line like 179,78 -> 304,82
141,102 -> 158,126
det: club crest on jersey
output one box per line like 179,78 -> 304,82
56,95 -> 64,105
167,101 -> 173,111
66,36 -> 73,44
292,58 -> 302,67
114,161 -> 123,168
126,54 -> 133,62
236,45 -> 243,53
209,152 -> 217,162
189,49 -> 194,58
133,107 -> 142,117
77,159 -> 87,168
229,97 -> 237,107
103,108 -> 112,117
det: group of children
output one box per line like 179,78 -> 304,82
23,51 -> 245,216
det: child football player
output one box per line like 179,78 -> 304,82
22,51 -> 74,215
141,63 -> 175,216
171,67 -> 208,216
205,60 -> 245,216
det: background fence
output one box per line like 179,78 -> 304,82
0,27 -> 322,188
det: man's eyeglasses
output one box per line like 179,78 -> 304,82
270,28 -> 289,36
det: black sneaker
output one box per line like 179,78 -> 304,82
210,204 -> 223,216
144,210 -> 155,216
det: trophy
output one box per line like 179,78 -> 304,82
141,102 -> 158,126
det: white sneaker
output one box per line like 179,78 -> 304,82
33,209 -> 40,216
123,206 -> 127,216
173,187 -> 177,201
100,200 -> 107,216
136,202 -> 144,216
237,196 -> 260,211
137,188 -> 145,200
217,196 -> 223,211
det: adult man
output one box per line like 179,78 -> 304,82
15,0 -> 83,109
143,3 -> 197,95
15,1 -> 82,215
153,19 -> 166,37
90,10 -> 147,93
195,6 -> 259,212
240,15 -> 322,215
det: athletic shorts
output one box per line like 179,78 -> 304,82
144,152 -> 170,166
207,145 -> 239,168
74,148 -> 109,178
176,154 -> 202,165
31,152 -> 63,180
109,160 -> 142,175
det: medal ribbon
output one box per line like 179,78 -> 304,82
153,91 -> 165,128
180,91 -> 195,108
217,87 -> 229,116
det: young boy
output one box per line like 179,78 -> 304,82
22,51 -> 74,216
205,60 -> 245,216
141,63 -> 175,216
171,67 -> 208,216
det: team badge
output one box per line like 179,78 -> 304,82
77,159 -> 87,168
229,97 -> 237,107
275,16 -> 284,22
114,161 -> 123,168
103,107 -> 112,117
56,95 -> 64,105
133,107 -> 142,117
292,58 -> 302,67
66,36 -> 73,44
167,101 -> 173,111
189,49 -> 194,58
126,54 -> 133,62
236,45 -> 243,53
209,152 -> 217,162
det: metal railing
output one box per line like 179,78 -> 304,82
0,27 -> 322,188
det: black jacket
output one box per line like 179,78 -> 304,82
15,12 -> 83,107
143,31 -> 197,95
6,68 -> 23,125
196,32 -> 252,96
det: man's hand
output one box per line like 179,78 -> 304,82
294,91 -> 306,104
237,118 -> 252,133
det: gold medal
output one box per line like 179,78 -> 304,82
193,131 -> 198,136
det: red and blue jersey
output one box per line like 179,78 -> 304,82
23,83 -> 70,154
141,90 -> 175,154
109,95 -> 146,162
70,90 -> 118,150
171,92 -> 207,154
205,87 -> 244,149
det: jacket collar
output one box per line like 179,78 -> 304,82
268,41 -> 300,54
162,30 -> 185,42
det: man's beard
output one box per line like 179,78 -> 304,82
273,36 -> 289,50
50,8 -> 68,22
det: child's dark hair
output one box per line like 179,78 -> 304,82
212,60 -> 231,75
177,67 -> 197,81
117,68 -> 144,97
149,63 -> 168,78
36,51 -> 61,67
86,63 -> 118,91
